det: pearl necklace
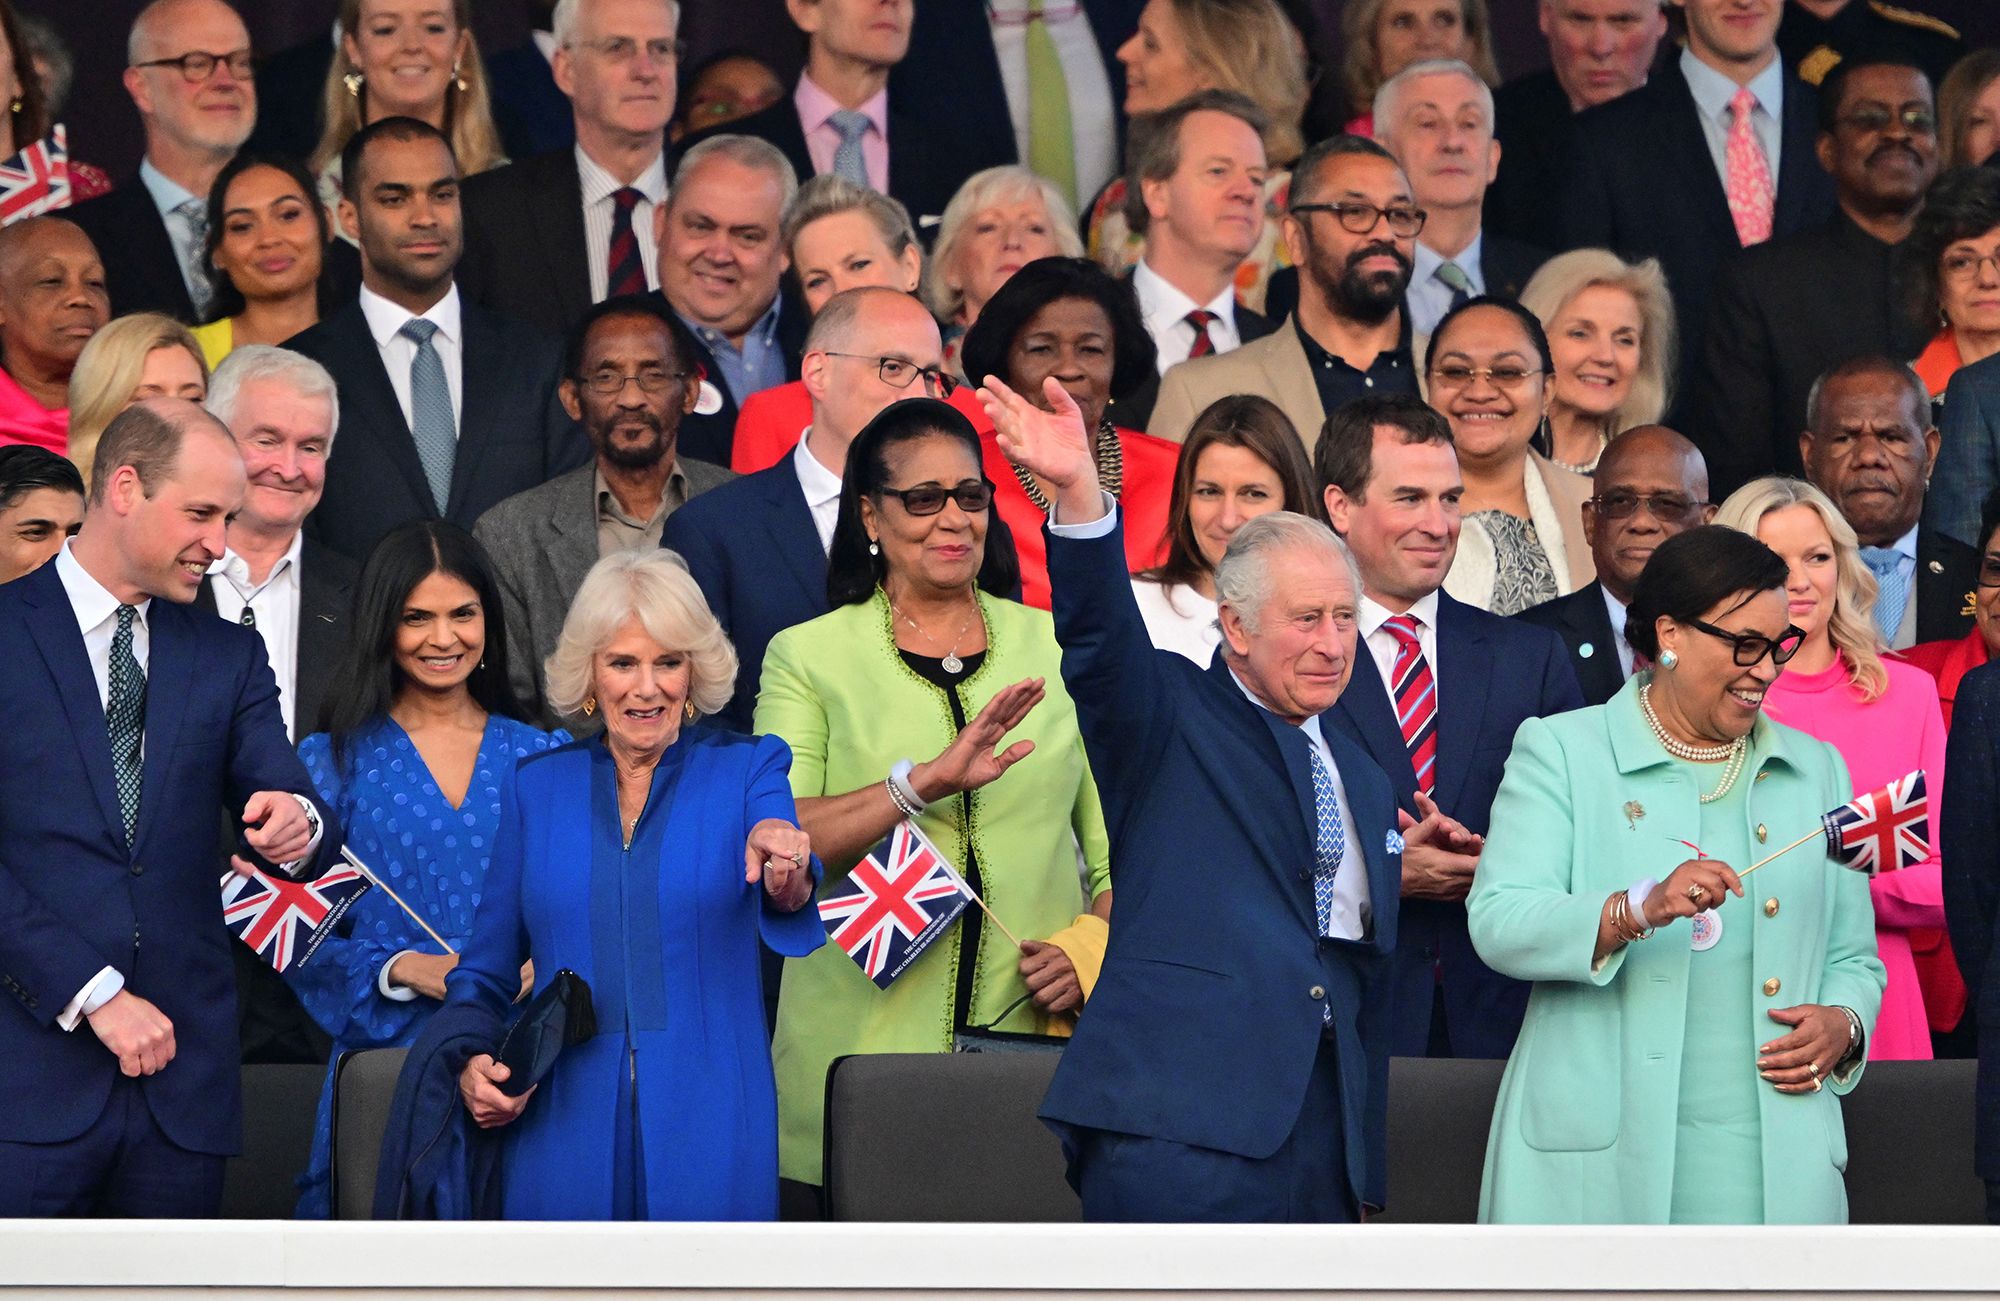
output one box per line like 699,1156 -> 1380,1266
1639,683 -> 1749,804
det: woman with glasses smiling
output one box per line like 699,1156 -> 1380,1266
754,398 -> 1111,1213
1424,296 -> 1593,615
1716,478 -> 1947,1063
1470,524 -> 1885,1223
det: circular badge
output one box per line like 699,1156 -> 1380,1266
1689,908 -> 1722,953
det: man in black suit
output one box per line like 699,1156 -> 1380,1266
1486,0 -> 1669,243
66,0 -> 256,323
1692,56 -> 1936,497
1517,425 -> 1715,707
652,135 -> 809,466
1802,355 -> 1976,650
285,118 -> 587,566
1561,0 -> 1837,413
200,345 -> 358,1065
1120,91 -> 1278,431
459,0 -> 683,339
681,0 -> 1001,229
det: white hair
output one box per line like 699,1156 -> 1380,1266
205,345 -> 340,445
923,165 -> 1084,324
670,134 -> 800,212
1214,512 -> 1361,635
1372,58 -> 1495,141
551,0 -> 682,50
544,548 -> 738,722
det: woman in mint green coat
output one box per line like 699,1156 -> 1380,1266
1469,527 -> 1885,1224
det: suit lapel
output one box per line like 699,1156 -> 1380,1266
530,157 -> 593,330
447,304 -> 505,518
22,570 -> 125,844
1660,67 -> 1737,244
1564,583 -> 1627,702
296,541 -> 353,738
1773,75 -> 1823,236
135,604 -> 196,855
1328,646 -> 1420,812
545,468 -> 604,600
330,306 -> 437,515
1265,323 -> 1325,441
194,576 -> 219,617
130,191 -> 197,321
1204,655 -> 1317,934
760,464 -> 830,611
1433,593 -> 1488,817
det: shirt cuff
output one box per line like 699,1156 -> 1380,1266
58,967 -> 125,1031
378,951 -> 421,1002
275,793 -> 324,878
1047,493 -> 1118,538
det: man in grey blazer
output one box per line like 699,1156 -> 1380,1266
475,295 -> 733,725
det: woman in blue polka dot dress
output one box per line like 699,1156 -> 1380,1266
287,521 -> 566,1218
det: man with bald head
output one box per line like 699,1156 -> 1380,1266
0,217 -> 109,451
0,399 -> 337,1216
1517,424 -> 1714,706
68,0 -> 255,322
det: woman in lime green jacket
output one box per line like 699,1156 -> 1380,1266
755,399 -> 1112,1195
1469,527 -> 1885,1224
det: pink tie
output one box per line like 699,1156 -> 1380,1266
1725,86 -> 1774,247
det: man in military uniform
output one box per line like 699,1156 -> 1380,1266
1780,0 -> 1962,91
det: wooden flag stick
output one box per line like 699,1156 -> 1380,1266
963,880 -> 1023,950
902,819 -> 1024,948
339,846 -> 457,955
1737,827 -> 1824,879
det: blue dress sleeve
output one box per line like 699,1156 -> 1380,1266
747,734 -> 826,959
442,760 -> 531,1022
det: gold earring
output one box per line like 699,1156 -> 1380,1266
7,99 -> 19,114
683,700 -> 698,722
452,59 -> 467,93
582,695 -> 596,717
343,71 -> 364,99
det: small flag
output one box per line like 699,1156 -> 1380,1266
221,860 -> 371,972
817,820 -> 972,988
1821,770 -> 1928,877
0,126 -> 71,224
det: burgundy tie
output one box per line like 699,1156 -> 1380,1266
1384,614 -> 1437,795
607,187 -> 647,297
1184,308 -> 1218,359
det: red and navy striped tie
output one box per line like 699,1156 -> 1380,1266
607,187 -> 647,297
1384,614 -> 1437,795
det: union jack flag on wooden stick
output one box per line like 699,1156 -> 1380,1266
0,127 -> 71,224
817,821 -> 973,988
1822,770 -> 1929,876
220,861 -> 370,972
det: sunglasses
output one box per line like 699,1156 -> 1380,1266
877,480 -> 994,516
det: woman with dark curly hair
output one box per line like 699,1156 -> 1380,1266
1905,166 -> 2000,403
959,256 -> 1180,608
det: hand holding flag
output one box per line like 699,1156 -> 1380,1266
1738,770 -> 1929,879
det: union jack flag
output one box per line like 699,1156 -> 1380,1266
220,861 -> 371,972
817,821 -> 971,988
0,127 -> 70,224
1821,770 -> 1929,877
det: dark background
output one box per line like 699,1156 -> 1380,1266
25,0 -> 2000,177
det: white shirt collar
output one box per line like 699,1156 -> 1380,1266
359,282 -> 462,349
574,143 -> 669,207
208,531 -> 304,592
1359,588 -> 1440,640
1226,662 -> 1328,749
1413,233 -> 1483,289
55,539 -> 147,634
1680,46 -> 1783,125
138,158 -> 198,220
1133,257 -> 1237,332
531,29 -> 557,63
793,429 -> 845,509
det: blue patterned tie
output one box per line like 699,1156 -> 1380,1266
108,604 -> 145,846
829,109 -> 872,187
1859,546 -> 1910,642
399,318 -> 456,513
1305,740 -> 1345,1025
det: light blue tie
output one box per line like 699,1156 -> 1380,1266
829,110 -> 872,187
399,317 -> 456,513
108,604 -> 144,846
1859,545 -> 1910,642
1305,740 -> 1346,1025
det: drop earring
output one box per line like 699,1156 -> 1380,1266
684,701 -> 698,722
343,71 -> 364,99
452,59 -> 467,92
868,540 -> 879,557
1659,649 -> 1679,670
582,695 -> 596,717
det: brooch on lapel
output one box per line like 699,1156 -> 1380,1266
1385,829 -> 1405,856
1623,800 -> 1644,830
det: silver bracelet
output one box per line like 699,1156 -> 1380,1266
1836,1005 -> 1864,1061
888,758 -> 929,814
884,775 -> 920,821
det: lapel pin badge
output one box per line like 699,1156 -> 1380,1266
1623,800 -> 1644,830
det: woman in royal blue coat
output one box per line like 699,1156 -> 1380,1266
445,547 -> 823,1220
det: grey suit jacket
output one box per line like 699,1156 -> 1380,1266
473,456 -> 735,725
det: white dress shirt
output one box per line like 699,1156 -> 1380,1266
1052,499 -> 1370,940
793,431 -> 845,552
1408,235 -> 1486,339
137,159 -> 210,311
1603,584 -> 1635,681
358,283 -> 466,433
1133,258 -> 1242,374
1359,590 -> 1442,714
1680,48 -> 1784,195
576,144 -> 668,300
985,0 -> 1119,205
206,534 -> 304,739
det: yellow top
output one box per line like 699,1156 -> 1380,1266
192,317 -> 234,370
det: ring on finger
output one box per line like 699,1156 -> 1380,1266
1810,1076 -> 1824,1093
1807,1061 -> 1821,1079
1686,884 -> 1707,906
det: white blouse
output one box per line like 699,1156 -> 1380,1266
1132,578 -> 1221,666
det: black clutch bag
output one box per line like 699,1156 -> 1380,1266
495,968 -> 596,1096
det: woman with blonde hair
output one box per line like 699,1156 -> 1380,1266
1092,0 -> 1309,311
1714,476 -> 1947,1061
1939,49 -> 2000,170
1338,0 -> 1499,136
310,0 -> 506,233
926,166 -> 1083,375
1519,249 -> 1678,478
64,312 -> 207,482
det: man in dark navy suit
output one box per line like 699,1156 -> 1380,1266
1518,425 -> 1716,708
1319,394 -> 1582,1059
0,400 -> 338,1216
987,375 -> 1462,1222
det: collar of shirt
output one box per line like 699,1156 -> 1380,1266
1412,234 -> 1484,292
55,538 -> 148,638
794,72 -> 888,140
793,428 -> 844,511
1602,583 -> 1629,638
1680,46 -> 1784,126
678,296 -> 782,359
360,282 -> 463,350
1889,522 -> 1919,565
1358,588 -> 1440,641
138,158 -> 199,224
1225,661 -> 1328,744
596,463 -> 684,529
208,531 -> 304,600
575,143 -> 669,208
1134,257 -> 1237,362
1293,308 -> 1414,374
531,29 -> 557,64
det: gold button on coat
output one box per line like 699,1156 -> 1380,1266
1756,823 -> 1768,843
1764,898 -> 1780,918
1309,985 -> 1326,1000
1763,977 -> 1781,997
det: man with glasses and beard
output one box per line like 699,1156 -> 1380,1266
474,295 -> 735,726
1147,136 -> 1420,456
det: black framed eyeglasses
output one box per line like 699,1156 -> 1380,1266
132,48 -> 253,82
823,352 -> 959,398
1685,617 -> 1806,667
577,367 -> 694,396
878,480 -> 994,516
1287,201 -> 1427,237
1588,490 -> 1708,524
